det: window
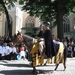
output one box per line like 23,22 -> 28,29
25,16 -> 34,27
63,16 -> 70,33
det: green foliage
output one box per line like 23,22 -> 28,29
21,0 -> 75,22
19,0 -> 24,4
0,4 -> 4,12
20,0 -> 75,39
25,30 -> 34,36
0,0 -> 17,12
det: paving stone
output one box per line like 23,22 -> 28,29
0,58 -> 75,75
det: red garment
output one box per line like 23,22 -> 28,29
20,47 -> 24,51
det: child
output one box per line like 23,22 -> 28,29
19,43 -> 26,60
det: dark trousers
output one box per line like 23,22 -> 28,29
2,55 -> 10,60
1,53 -> 17,60
0,54 -> 2,60
9,52 -> 17,60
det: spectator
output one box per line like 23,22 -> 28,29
9,42 -> 17,60
1,42 -> 10,60
18,43 -> 26,60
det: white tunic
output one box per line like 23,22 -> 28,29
9,47 -> 16,54
0,46 -> 2,54
19,51 -> 25,58
1,46 -> 10,56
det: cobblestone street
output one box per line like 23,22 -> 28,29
0,58 -> 75,75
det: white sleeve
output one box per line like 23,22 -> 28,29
0,46 -> 2,54
6,46 -> 11,55
13,47 -> 16,53
9,47 -> 12,53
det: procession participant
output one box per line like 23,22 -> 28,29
43,22 -> 56,58
37,24 -> 44,38
36,24 -> 44,57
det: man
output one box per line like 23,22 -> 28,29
36,24 -> 44,56
0,45 -> 2,60
9,42 -> 17,60
38,24 -> 44,38
43,22 -> 56,58
1,42 -> 10,60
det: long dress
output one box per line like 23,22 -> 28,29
44,29 -> 56,58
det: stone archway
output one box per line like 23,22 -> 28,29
5,15 -> 13,36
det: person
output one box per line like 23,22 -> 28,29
17,30 -> 21,36
16,30 -> 23,43
43,22 -> 56,58
67,43 -> 73,57
4,35 -> 9,43
18,43 -> 26,60
9,42 -> 17,60
1,42 -> 10,60
0,45 -> 2,60
37,24 -> 44,38
36,24 -> 44,56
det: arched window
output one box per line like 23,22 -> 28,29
25,16 -> 34,27
63,16 -> 70,33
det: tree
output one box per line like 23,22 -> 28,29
0,0 -> 17,37
20,0 -> 75,40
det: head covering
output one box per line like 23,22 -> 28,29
40,24 -> 44,28
9,42 -> 14,47
43,22 -> 50,27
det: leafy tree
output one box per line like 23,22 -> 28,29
20,0 -> 75,40
0,0 -> 17,37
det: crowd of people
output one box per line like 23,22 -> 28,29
0,35 -> 28,60
0,22 -> 75,61
62,37 -> 75,57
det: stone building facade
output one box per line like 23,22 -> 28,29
0,4 -> 41,36
0,3 -> 75,39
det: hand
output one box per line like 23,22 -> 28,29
4,52 -> 7,55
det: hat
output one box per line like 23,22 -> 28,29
43,22 -> 50,27
10,42 -> 14,46
40,24 -> 44,28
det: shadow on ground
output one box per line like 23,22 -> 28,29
0,69 -> 54,75
0,60 -> 58,75
0,63 -> 55,75
0,63 -> 31,68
